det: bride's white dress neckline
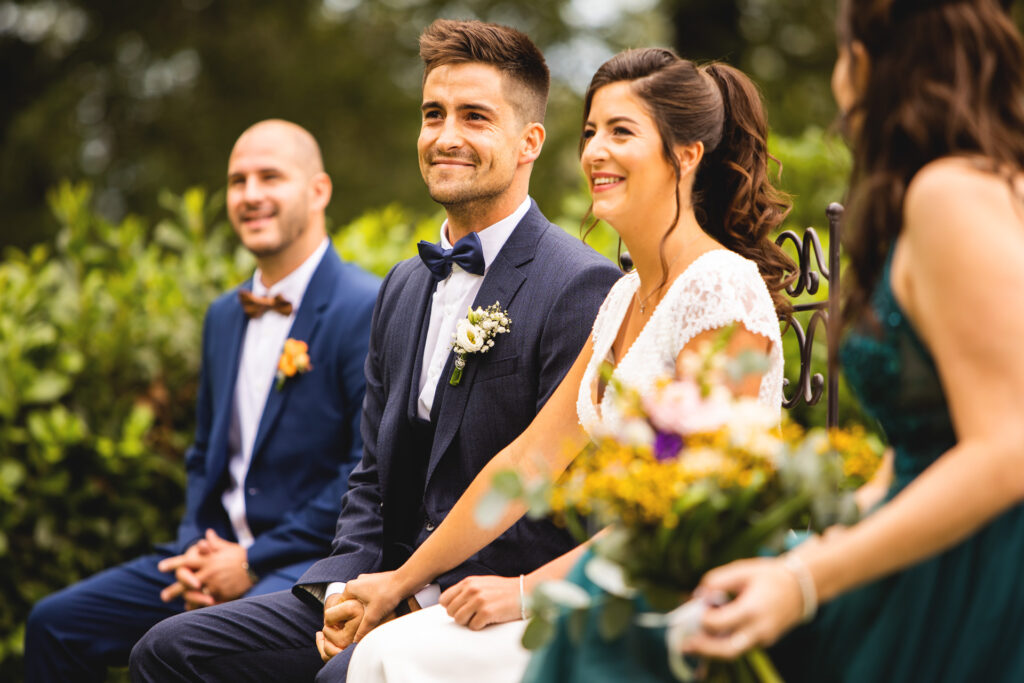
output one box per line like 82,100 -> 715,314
577,249 -> 784,438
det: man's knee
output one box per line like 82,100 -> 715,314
25,590 -> 62,643
129,611 -> 188,677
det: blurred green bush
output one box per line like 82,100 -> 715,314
0,127 -> 875,677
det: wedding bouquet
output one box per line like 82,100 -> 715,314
479,331 -> 882,681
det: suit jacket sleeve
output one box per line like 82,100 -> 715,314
175,306 -> 216,550
292,269 -> 394,605
245,284 -> 376,574
535,260 -> 621,409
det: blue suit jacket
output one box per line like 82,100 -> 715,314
295,202 -> 622,601
168,245 -> 380,577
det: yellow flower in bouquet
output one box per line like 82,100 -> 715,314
480,332 -> 883,681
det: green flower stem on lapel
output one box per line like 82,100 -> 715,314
449,302 -> 511,386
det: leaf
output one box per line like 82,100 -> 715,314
584,556 -> 636,598
491,469 -> 524,499
23,372 -> 71,403
473,488 -> 510,528
567,607 -> 588,644
598,595 -> 634,641
521,615 -> 555,650
534,580 -> 592,610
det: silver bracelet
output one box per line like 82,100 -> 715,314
782,554 -> 818,623
519,574 -> 528,621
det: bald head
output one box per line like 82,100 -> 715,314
226,119 -> 332,284
230,119 -> 324,178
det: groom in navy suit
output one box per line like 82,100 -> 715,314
25,119 -> 379,682
130,20 -> 621,682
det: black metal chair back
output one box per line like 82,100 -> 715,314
775,203 -> 843,428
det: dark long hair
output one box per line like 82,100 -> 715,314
581,48 -> 796,315
839,0 -> 1024,320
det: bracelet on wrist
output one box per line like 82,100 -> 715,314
782,553 -> 818,623
519,574 -> 528,621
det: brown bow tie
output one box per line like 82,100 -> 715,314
238,290 -> 293,319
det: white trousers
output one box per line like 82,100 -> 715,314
347,604 -> 530,683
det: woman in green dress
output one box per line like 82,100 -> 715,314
682,0 -> 1024,680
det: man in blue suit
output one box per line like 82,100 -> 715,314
25,119 -> 379,682
130,20 -> 621,682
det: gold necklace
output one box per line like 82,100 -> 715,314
634,236 -> 703,314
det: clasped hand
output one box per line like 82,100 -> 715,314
158,528 -> 253,610
315,570 -> 403,663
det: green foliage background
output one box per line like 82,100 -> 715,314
0,125 -> 867,678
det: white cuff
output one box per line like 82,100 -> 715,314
325,581 -> 347,600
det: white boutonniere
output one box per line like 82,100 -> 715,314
449,302 -> 511,386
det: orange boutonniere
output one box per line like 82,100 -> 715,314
276,338 -> 312,390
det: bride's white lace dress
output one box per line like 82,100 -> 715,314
346,250 -> 784,683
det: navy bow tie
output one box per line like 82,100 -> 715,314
417,232 -> 486,281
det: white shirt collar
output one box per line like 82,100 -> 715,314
251,238 -> 329,314
439,196 -> 532,273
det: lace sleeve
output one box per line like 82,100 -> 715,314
661,251 -> 784,406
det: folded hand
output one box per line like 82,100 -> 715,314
440,575 -> 521,630
316,595 -> 364,663
343,570 -> 406,644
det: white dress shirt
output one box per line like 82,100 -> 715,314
324,197 -> 531,605
416,196 -> 531,419
221,238 -> 329,548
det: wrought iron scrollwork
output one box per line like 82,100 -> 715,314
777,203 -> 843,428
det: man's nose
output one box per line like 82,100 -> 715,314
435,117 -> 463,151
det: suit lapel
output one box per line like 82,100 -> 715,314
250,248 -> 337,461
425,205 -> 544,484
406,268 -> 439,422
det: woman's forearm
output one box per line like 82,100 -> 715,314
799,436 -> 1024,604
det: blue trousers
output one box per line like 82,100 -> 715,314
24,551 -> 311,682
128,589 -> 356,682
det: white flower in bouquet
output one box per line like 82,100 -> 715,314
644,379 -> 733,436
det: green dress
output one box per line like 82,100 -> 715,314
524,253 -> 1024,682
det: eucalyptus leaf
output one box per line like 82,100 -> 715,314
521,615 -> 556,650
584,556 -> 636,598
534,580 -> 592,609
599,595 -> 634,641
473,488 -> 510,528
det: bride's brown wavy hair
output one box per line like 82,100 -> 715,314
580,48 -> 796,315
839,0 -> 1024,321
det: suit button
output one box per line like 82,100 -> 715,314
425,521 -> 435,531
248,488 -> 259,495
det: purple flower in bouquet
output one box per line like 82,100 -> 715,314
653,430 -> 684,461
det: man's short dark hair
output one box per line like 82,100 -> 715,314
419,18 -> 550,124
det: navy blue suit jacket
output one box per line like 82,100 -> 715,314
168,245 -> 380,577
295,202 -> 622,603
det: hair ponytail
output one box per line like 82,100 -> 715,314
697,63 -> 796,315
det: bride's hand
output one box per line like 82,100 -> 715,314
440,575 -> 523,630
344,571 -> 406,643
682,557 -> 805,659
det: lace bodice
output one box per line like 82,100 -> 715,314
576,249 -> 784,438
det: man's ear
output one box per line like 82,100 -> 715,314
309,172 -> 332,211
675,140 -> 704,179
518,122 -> 546,166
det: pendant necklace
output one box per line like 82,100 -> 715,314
635,234 -> 703,315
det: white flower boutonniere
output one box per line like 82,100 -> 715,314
449,302 -> 511,386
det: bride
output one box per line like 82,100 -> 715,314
339,48 -> 794,681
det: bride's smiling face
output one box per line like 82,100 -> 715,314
580,81 -> 678,231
